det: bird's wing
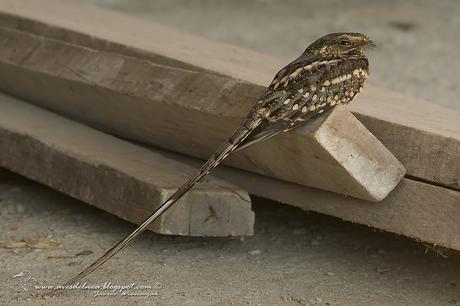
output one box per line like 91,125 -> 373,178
234,53 -> 335,152
233,120 -> 300,152
234,107 -> 335,153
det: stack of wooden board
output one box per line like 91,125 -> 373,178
0,0 -> 458,250
0,93 -> 255,237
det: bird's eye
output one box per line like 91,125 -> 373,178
340,40 -> 352,46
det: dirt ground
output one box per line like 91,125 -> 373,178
1,173 -> 459,306
2,0 -> 460,305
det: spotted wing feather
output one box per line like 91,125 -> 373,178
239,56 -> 369,149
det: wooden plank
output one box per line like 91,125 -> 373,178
0,95 -> 454,250
0,93 -> 255,237
1,0 -> 457,189
214,167 -> 460,251
0,26 -> 404,201
1,97 -> 456,251
352,87 -> 460,189
0,0 -> 276,83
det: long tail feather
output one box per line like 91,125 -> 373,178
56,116 -> 262,291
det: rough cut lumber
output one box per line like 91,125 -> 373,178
353,88 -> 460,190
0,93 -> 255,237
214,167 -> 460,251
0,0 -> 457,249
0,94 -> 456,250
1,0 -> 457,190
0,26 -> 404,201
2,92 -> 450,249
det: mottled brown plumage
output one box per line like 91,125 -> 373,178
58,32 -> 374,291
238,33 -> 373,149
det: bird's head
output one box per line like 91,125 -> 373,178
305,33 -> 375,58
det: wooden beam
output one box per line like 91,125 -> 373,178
2,91 -> 452,249
1,0 -> 456,189
0,93 -> 456,250
0,26 -> 404,201
352,87 -> 460,190
214,167 -> 460,251
0,93 -> 255,237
